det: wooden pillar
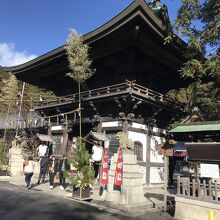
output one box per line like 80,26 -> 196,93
48,125 -> 52,136
97,117 -> 102,133
61,125 -> 68,155
194,163 -> 200,183
122,119 -> 129,135
163,155 -> 169,211
146,128 -> 151,186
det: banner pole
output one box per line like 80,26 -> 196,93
121,144 -> 124,194
106,141 -> 109,192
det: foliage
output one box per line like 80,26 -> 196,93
165,0 -> 220,120
0,67 -> 57,114
65,29 -> 95,83
66,139 -> 94,188
23,83 -> 57,111
0,141 -> 6,164
0,73 -> 19,114
166,82 -> 219,120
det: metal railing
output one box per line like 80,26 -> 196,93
177,176 -> 220,202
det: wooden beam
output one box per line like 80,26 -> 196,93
146,127 -> 151,186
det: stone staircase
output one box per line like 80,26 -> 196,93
9,147 -> 24,177
9,146 -> 40,182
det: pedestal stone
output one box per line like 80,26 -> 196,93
100,153 -> 153,212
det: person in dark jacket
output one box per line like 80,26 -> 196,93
48,155 -> 59,189
58,154 -> 70,190
37,156 -> 49,184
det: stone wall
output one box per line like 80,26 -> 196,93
175,196 -> 220,220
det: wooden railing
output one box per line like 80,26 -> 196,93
34,82 -> 129,108
177,176 -> 220,202
34,81 -> 183,111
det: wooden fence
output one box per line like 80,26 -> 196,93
177,176 -> 220,202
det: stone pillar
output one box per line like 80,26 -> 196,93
103,153 -> 152,211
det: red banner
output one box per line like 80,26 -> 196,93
101,148 -> 109,185
114,146 -> 123,186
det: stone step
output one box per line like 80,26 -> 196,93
0,176 -> 10,182
10,155 -> 24,160
10,148 -> 22,154
147,196 -> 164,209
9,159 -> 24,163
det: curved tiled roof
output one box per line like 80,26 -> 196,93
5,0 -> 185,75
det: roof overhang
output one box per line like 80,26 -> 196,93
170,122 -> 220,133
84,131 -> 109,142
37,133 -> 53,142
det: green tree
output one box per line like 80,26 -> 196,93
0,66 -> 9,88
66,139 -> 94,189
0,74 -> 19,114
65,29 -> 95,140
166,0 -> 220,120
0,141 -> 6,165
22,83 -> 57,112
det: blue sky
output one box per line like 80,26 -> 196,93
0,0 -> 181,66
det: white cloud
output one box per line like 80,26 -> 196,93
0,43 -> 37,67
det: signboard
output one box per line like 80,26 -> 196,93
114,146 -> 123,186
100,148 -> 109,185
186,142 -> 220,162
200,163 -> 220,178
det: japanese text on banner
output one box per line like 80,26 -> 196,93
114,146 -> 123,186
101,148 -> 109,185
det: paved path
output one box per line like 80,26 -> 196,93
0,180 -> 175,220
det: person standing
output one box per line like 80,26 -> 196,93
23,156 -> 35,189
37,156 -> 49,184
91,142 -> 103,181
48,155 -> 58,189
58,154 -> 70,190
37,141 -> 48,158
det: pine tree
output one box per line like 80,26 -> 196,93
66,139 -> 94,188
165,0 -> 220,120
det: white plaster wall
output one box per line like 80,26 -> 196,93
150,166 -> 164,184
102,121 -> 122,127
51,125 -> 63,131
152,127 -> 166,135
131,122 -> 147,130
138,165 -> 146,184
128,131 -> 147,162
150,135 -> 164,163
